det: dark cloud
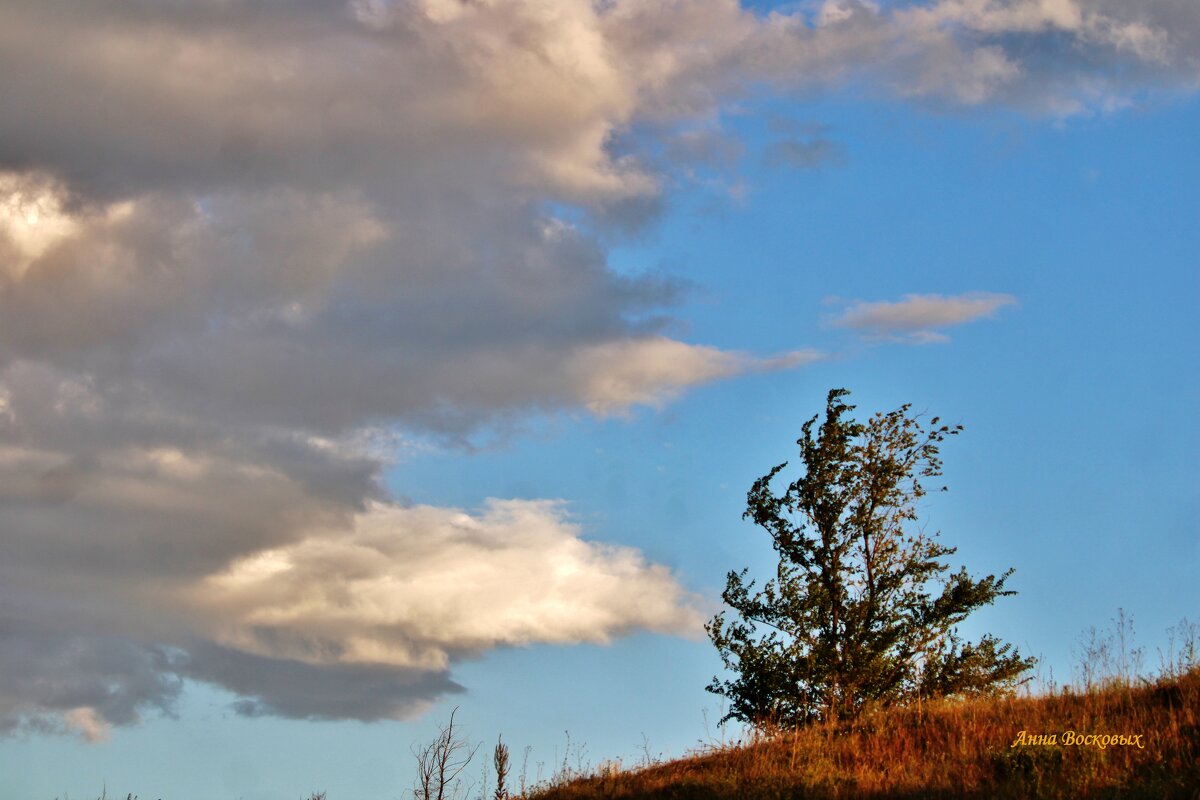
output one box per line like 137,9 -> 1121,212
182,644 -> 464,722
0,625 -> 183,740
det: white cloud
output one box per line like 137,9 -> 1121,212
197,500 -> 705,672
830,292 -> 1017,343
567,337 -> 823,416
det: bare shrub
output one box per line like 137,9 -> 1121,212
412,707 -> 479,800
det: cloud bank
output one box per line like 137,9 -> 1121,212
0,0 -> 1195,737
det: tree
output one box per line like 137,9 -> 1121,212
706,389 -> 1034,728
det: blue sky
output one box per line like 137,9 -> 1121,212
0,2 -> 1197,798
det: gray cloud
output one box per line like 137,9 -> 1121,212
181,644 -> 465,723
2,2 -> 1194,207
0,0 -> 1195,737
0,626 -> 183,742
886,0 -> 1199,111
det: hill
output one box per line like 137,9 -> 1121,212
524,669 -> 1199,800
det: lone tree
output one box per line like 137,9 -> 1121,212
707,389 -> 1033,728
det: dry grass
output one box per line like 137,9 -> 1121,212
522,669 -> 1200,800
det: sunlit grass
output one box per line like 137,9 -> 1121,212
522,667 -> 1199,799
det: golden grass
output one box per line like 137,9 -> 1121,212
523,669 -> 1200,800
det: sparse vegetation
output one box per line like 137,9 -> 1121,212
495,735 -> 511,800
413,707 -> 480,800
522,612 -> 1198,799
523,666 -> 1200,799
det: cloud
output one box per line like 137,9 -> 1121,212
0,172 -> 775,434
0,626 -> 183,741
0,3 -> 1193,207
808,0 -> 1199,112
830,292 -> 1018,343
0,459 -> 704,727
0,0 -> 1195,737
61,707 -> 113,744
568,338 -> 823,416
0,168 -> 746,734
197,500 -> 704,671
180,644 -> 464,723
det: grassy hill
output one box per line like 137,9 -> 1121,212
523,669 -> 1199,800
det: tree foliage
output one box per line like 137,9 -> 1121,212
707,389 -> 1034,728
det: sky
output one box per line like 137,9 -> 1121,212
0,0 -> 1197,797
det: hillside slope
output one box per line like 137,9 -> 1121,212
526,669 -> 1199,800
